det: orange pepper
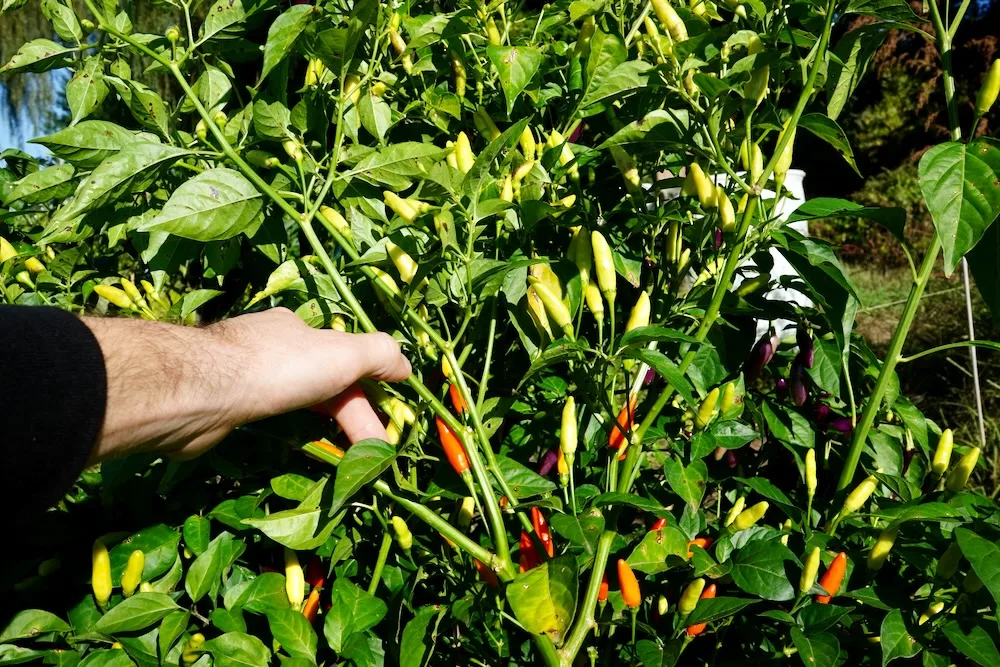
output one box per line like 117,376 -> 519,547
302,588 -> 321,623
608,394 -> 638,449
435,416 -> 470,475
815,552 -> 848,604
618,559 -> 641,608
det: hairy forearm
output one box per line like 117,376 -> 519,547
84,317 -> 240,462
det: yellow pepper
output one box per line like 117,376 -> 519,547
867,526 -> 898,571
731,501 -> 768,531
91,539 -> 112,608
591,231 -> 617,306
121,549 -> 145,597
285,548 -> 305,609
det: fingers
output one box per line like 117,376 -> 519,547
340,332 -> 412,383
327,383 -> 391,444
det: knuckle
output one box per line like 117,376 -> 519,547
370,332 -> 401,359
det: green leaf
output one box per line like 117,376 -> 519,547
625,348 -> 697,408
941,620 -> 1000,666
590,492 -> 668,514
806,337 -> 842,396
618,326 -> 700,347
53,142 -> 191,223
845,0 -> 919,21
329,439 -> 397,514
730,540 -> 796,601
956,528 -> 1000,610
626,525 -> 689,574
7,164 -> 76,204
202,632 -> 271,667
109,523 -> 180,582
762,401 -> 815,450
968,216 -> 1000,323
200,0 -> 246,42
323,578 -> 388,652
464,118 -> 530,202
797,113 -> 860,177
506,555 -> 578,645
271,474 -> 315,501
663,459 -> 707,509
0,610 -> 71,642
31,120 -> 136,169
683,597 -> 758,627
918,139 -> 1000,275
487,46 -> 543,115
358,93 -> 391,143
880,609 -> 920,666
496,456 -> 557,498
41,0 -> 82,42
549,511 -> 605,555
140,168 -> 263,241
158,610 -> 190,658
0,38 -> 75,74
93,593 -> 180,634
185,532 -> 233,603
789,628 -> 840,667
798,603 -> 855,633
183,515 -> 211,556
260,5 -> 314,83
77,649 -> 134,667
826,24 -> 890,120
399,606 -> 440,667
66,56 -> 109,125
266,609 -> 317,660
227,572 -> 290,614
635,639 -> 685,667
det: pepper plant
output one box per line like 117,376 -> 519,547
2,0 -> 1000,665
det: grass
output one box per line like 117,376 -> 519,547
846,262 -> 1000,496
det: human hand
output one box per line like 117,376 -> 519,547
86,308 -> 411,462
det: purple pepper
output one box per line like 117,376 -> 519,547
744,330 -> 778,384
796,327 -> 814,369
725,450 -> 739,468
814,403 -> 831,425
829,417 -> 853,435
643,257 -> 660,286
790,359 -> 808,407
538,449 -> 558,477
644,368 -> 656,386
714,228 -> 723,249
902,448 -> 915,474
776,378 -> 788,400
567,124 -> 585,144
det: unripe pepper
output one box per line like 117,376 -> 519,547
618,559 -> 641,608
743,66 -> 769,108
285,548 -> 305,609
651,0 -> 688,41
975,60 -> 1000,118
383,191 -> 430,223
718,188 -> 736,232
213,110 -> 228,130
24,257 -> 45,274
181,633 -> 205,665
121,550 -> 145,597
679,578 -> 706,615
867,525 -> 898,571
805,449 -> 817,497
591,231 -> 617,306
608,393 -> 638,449
385,241 -> 419,284
526,287 -> 553,338
719,381 -> 742,419
731,501 -> 768,531
500,174 -> 514,202
695,387 -> 720,430
119,279 -> 145,308
283,138 -> 302,162
519,127 -> 536,161
686,163 -> 716,209
800,546 -> 820,593
657,595 -> 669,616
527,277 -> 574,338
435,417 -> 470,477
485,17 -> 502,45
724,496 -> 746,527
91,539 -> 112,608
815,552 -> 847,603
685,583 -> 716,636
445,140 -> 458,169
932,429 -> 954,475
610,145 -> 641,192
625,291 -> 651,333
0,236 -> 17,263
473,108 -> 501,141
166,25 -> 181,44
455,131 -> 476,174
561,397 -> 578,463
531,507 -> 555,557
547,129 -> 579,181
841,475 -> 878,515
451,51 -> 467,98
519,530 -> 541,572
918,601 -> 945,625
946,447 -> 980,491
557,449 -> 569,487
196,119 -> 208,142
585,283 -> 605,320
569,226 -> 592,291
739,138 -> 764,184
370,267 -> 401,304
456,496 -> 475,531
302,588 -> 321,622
391,516 -> 413,552
936,542 -> 962,580
963,571 -> 984,593
598,571 -> 609,602
574,15 -> 596,57
139,582 -> 153,593
774,119 -> 796,184
320,206 -> 353,245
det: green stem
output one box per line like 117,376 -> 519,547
558,529 -> 616,666
838,0 -> 962,491
367,530 -> 393,595
898,340 -> 1000,364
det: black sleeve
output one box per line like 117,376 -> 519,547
0,305 -> 107,517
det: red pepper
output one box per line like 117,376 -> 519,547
685,584 -> 717,636
598,571 -> 609,602
608,394 -> 638,449
531,507 -> 555,557
650,517 -> 667,531
305,556 -> 325,589
474,560 -> 499,588
519,530 -> 541,572
302,588 -> 321,623
435,416 -> 470,475
686,537 -> 714,559
449,383 -> 468,414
